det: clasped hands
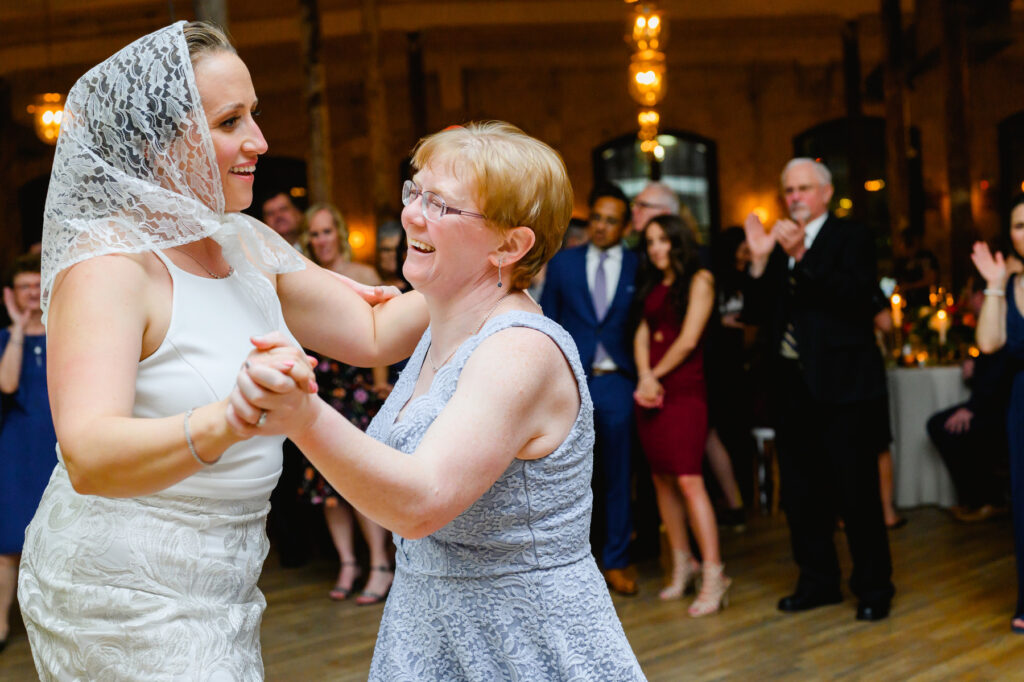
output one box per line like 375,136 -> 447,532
226,332 -> 320,438
634,373 -> 664,410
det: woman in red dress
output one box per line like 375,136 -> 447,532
634,214 -> 731,616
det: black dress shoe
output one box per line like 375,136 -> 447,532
856,602 -> 891,621
0,638 -> 7,654
777,591 -> 843,612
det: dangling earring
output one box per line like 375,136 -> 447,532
497,258 -> 504,288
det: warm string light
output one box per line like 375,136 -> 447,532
27,92 -> 65,144
626,2 -> 667,156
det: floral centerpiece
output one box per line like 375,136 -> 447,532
889,287 -> 978,367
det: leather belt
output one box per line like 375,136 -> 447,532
591,367 -> 619,377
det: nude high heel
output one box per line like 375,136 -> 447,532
659,550 -> 700,600
688,563 -> 732,617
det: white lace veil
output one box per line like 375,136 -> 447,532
40,21 -> 305,326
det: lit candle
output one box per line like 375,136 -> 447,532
936,309 -> 950,345
890,293 -> 903,328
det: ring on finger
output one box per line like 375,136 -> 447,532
256,410 -> 268,428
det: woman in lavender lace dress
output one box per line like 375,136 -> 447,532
235,122 -> 645,680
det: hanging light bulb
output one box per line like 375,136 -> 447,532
26,92 -> 65,145
630,4 -> 665,52
628,50 -> 666,107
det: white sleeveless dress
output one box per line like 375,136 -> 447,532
18,252 -> 296,681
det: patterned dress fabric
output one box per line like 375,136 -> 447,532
0,330 -> 57,555
366,311 -> 645,681
635,283 -> 708,476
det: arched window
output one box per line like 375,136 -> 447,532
593,130 -> 719,243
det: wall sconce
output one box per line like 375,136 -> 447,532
348,229 -> 367,250
27,92 -> 64,144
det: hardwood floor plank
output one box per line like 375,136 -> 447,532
2,507 -> 1023,680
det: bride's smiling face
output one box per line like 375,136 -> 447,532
194,51 -> 267,213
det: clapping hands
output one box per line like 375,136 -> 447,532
226,331 -> 320,438
970,241 -> 1007,290
3,286 -> 31,331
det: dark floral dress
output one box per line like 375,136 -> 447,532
300,353 -> 385,505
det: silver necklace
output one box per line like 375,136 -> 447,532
176,247 -> 233,279
427,291 -> 512,373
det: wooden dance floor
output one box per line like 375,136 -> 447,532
3,507 -> 1023,680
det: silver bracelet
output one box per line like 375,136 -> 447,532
983,288 -> 1005,297
184,407 -> 221,466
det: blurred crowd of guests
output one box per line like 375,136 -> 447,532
171,161 -> 1024,627
4,154 -> 1023,642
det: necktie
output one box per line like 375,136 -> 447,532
593,250 -> 609,320
780,271 -> 799,359
593,251 -> 612,367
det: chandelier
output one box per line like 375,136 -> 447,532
625,2 -> 666,156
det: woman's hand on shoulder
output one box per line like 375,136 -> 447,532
323,268 -> 400,305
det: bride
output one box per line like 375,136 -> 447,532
17,21 -> 425,680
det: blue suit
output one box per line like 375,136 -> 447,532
541,243 -> 638,569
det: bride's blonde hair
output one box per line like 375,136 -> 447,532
183,21 -> 235,64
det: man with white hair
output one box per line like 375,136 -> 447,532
743,158 -> 894,622
630,182 -> 680,235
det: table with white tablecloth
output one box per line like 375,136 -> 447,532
887,366 -> 969,508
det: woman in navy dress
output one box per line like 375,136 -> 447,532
633,214 -> 731,616
973,193 -> 1024,633
0,254 -> 55,653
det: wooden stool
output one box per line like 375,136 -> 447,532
751,427 -> 780,516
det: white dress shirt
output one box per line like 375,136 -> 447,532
788,212 -> 828,269
586,243 -> 623,371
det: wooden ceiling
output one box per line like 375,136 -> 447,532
0,0 -> 919,76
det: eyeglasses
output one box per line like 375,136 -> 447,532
402,180 -> 487,223
632,200 -> 672,211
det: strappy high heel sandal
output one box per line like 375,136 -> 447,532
659,550 -> 700,600
355,564 -> 394,606
328,561 -> 362,601
688,563 -> 732,617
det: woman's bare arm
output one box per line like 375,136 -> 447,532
237,327 -> 579,538
277,255 -> 428,367
648,270 -> 715,379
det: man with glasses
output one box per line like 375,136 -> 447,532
630,182 -> 680,236
742,158 -> 894,622
540,183 -> 640,595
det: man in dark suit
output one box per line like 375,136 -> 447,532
743,158 -> 895,621
541,183 -> 640,595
